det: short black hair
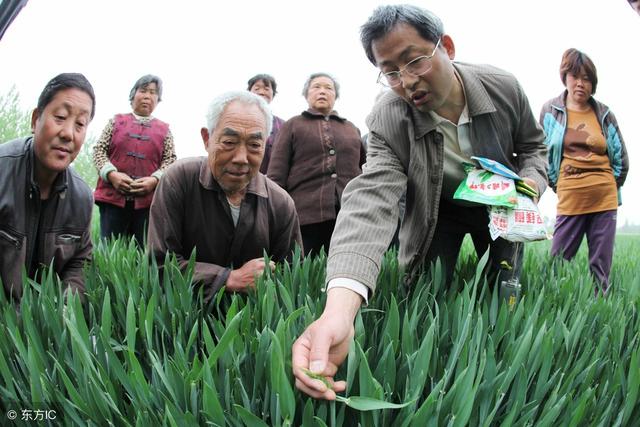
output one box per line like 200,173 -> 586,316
360,4 -> 444,65
37,73 -> 96,119
247,74 -> 278,96
560,48 -> 598,95
129,74 -> 163,103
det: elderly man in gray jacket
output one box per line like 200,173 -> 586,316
293,4 -> 547,400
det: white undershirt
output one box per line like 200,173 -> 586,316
227,199 -> 241,226
327,79 -> 474,303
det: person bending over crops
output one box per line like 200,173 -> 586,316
147,91 -> 302,302
292,4 -> 548,400
540,49 -> 629,294
93,74 -> 176,247
0,73 -> 95,303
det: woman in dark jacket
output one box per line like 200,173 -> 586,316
268,73 -> 366,256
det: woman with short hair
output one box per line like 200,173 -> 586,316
247,73 -> 285,173
268,72 -> 365,256
540,48 -> 629,293
93,74 -> 176,246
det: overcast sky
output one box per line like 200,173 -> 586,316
0,0 -> 637,225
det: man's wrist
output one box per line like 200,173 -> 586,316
324,287 -> 363,323
326,278 -> 369,303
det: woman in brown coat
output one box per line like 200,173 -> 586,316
268,73 -> 365,256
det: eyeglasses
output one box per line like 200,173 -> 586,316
377,38 -> 441,88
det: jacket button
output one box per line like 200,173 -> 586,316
329,149 -> 335,155
430,174 -> 439,183
331,173 -> 337,178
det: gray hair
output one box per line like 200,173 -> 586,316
360,4 -> 444,65
129,74 -> 163,103
302,72 -> 340,99
205,91 -> 273,136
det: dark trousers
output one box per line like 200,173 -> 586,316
425,199 -> 522,286
301,220 -> 336,257
98,201 -> 149,247
551,210 -> 617,292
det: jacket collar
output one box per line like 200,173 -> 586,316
550,90 -> 605,118
411,62 -> 497,140
302,108 -> 346,122
198,157 -> 269,199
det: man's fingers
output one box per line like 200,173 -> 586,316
332,380 -> 347,393
322,362 -> 340,377
307,327 -> 335,377
292,333 -> 326,392
521,177 -> 538,192
294,378 -> 337,400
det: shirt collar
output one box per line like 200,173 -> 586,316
411,62 -> 495,140
198,158 -> 269,198
132,112 -> 154,122
554,90 -> 599,116
302,108 -> 346,121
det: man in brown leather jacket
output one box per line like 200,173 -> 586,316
0,73 -> 95,303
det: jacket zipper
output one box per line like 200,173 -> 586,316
0,229 -> 22,248
56,234 -> 81,243
25,187 -> 41,273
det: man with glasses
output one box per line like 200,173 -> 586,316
292,4 -> 546,400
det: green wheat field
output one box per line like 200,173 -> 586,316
1,235 -> 639,426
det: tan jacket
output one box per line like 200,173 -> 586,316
147,157 -> 302,301
326,62 -> 547,294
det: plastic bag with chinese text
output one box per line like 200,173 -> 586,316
453,163 -> 518,208
488,194 -> 550,242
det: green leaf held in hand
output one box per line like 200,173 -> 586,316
335,395 -> 415,411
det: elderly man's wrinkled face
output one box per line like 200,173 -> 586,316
201,101 -> 267,199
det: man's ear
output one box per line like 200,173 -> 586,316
201,127 -> 210,150
30,108 -> 39,133
441,34 -> 456,60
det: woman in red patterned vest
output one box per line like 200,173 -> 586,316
93,75 -> 176,246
